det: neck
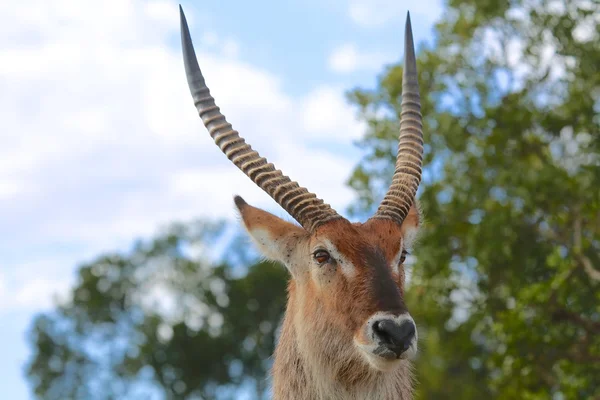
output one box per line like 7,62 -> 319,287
270,282 -> 414,400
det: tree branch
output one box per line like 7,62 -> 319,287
551,307 -> 600,335
578,254 -> 600,282
573,213 -> 600,282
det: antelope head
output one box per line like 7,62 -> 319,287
180,6 -> 423,379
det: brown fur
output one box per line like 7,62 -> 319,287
236,200 -> 421,399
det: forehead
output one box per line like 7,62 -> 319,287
312,219 -> 404,262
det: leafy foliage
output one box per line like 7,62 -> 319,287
26,221 -> 287,399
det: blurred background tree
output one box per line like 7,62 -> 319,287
26,221 -> 287,399
26,0 -> 599,399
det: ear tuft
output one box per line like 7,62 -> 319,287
234,199 -> 308,274
233,195 -> 247,211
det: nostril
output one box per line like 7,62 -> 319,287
372,320 -> 399,343
372,320 -> 384,339
398,322 -> 415,348
372,320 -> 394,345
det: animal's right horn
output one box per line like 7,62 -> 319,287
372,12 -> 424,226
179,6 -> 341,232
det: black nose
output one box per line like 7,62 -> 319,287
373,319 -> 415,357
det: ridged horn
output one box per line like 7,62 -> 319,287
373,12 -> 423,225
179,6 -> 342,232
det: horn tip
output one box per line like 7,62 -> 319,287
179,5 -> 192,40
179,4 -> 186,24
179,2 -> 205,89
404,11 -> 414,44
403,10 -> 417,76
179,4 -> 189,39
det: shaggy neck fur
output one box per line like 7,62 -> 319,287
271,281 -> 414,400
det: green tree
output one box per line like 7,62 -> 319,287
26,220 -> 288,399
347,0 -> 599,398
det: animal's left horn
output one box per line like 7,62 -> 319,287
179,6 -> 342,232
372,11 -> 423,225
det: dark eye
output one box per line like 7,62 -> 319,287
399,250 -> 409,264
313,250 -> 330,264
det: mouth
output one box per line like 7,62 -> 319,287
355,340 -> 417,372
371,339 -> 417,360
373,344 -> 406,360
373,345 -> 398,360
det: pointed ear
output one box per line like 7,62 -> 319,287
234,196 -> 308,267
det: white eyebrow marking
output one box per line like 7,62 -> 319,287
322,239 -> 356,278
403,223 -> 419,249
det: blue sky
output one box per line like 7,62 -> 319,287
0,0 -> 442,397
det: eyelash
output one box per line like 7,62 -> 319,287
313,249 -> 331,264
399,250 -> 409,264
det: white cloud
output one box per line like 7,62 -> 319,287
15,278 -> 71,310
329,44 -> 361,72
0,260 -> 72,313
199,31 -> 240,58
347,0 -> 443,28
0,0 -> 364,316
328,43 -> 395,73
302,86 -> 366,139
